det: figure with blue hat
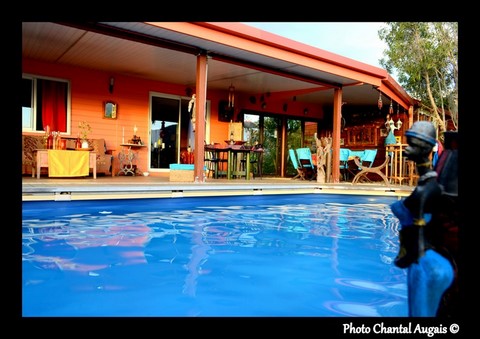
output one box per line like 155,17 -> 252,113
390,121 -> 459,317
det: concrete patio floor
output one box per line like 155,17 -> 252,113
22,174 -> 414,201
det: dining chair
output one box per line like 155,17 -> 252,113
239,145 -> 262,179
249,144 -> 263,179
295,147 -> 316,180
289,148 -> 305,180
351,149 -> 390,186
357,149 -> 377,170
204,146 -> 228,178
351,149 -> 377,178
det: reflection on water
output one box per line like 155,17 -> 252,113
22,194 -> 408,317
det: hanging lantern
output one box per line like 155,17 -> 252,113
228,84 -> 235,108
388,117 -> 395,131
396,118 -> 403,131
377,92 -> 383,110
389,101 -> 394,114
396,103 -> 402,131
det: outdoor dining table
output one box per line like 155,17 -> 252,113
205,144 -> 253,180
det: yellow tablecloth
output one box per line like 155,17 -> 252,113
48,150 -> 89,177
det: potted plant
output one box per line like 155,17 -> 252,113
79,121 -> 92,148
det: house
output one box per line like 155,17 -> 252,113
22,22 -> 415,181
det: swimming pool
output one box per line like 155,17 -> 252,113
22,193 -> 408,317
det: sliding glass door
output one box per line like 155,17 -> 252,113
150,95 -> 180,170
263,116 -> 282,176
149,93 -> 209,171
286,118 -> 303,177
242,113 -> 282,177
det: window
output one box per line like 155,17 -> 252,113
22,75 -> 71,134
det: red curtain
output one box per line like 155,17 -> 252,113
42,80 -> 67,132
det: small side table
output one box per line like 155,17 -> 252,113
118,143 -> 146,176
385,143 -> 409,185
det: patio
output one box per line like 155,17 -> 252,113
22,174 -> 414,201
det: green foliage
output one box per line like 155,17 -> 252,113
78,121 -> 92,140
286,119 -> 303,176
262,117 -> 280,175
379,22 -> 458,134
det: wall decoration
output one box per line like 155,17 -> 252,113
104,101 -> 117,119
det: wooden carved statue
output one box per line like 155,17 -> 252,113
315,136 -> 332,183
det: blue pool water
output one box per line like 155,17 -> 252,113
22,194 -> 408,317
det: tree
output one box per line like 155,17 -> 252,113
379,22 -> 458,136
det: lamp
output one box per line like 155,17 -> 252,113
109,77 -> 114,94
396,118 -> 403,131
377,92 -> 383,110
228,84 -> 235,108
396,103 -> 402,130
387,116 -> 395,131
389,101 -> 394,114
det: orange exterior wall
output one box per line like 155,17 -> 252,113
23,58 -> 326,175
23,58 -> 191,174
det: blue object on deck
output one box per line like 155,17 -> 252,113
169,164 -> 194,170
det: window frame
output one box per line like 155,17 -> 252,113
22,74 -> 71,135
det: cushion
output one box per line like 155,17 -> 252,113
89,138 -> 107,155
169,164 -> 194,170
22,135 -> 45,165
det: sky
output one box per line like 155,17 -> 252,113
243,22 -> 389,70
